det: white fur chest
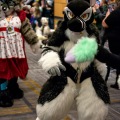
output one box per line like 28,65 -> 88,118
65,29 -> 88,44
63,29 -> 88,55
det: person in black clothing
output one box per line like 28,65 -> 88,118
92,1 -> 108,45
102,1 -> 120,89
42,0 -> 54,29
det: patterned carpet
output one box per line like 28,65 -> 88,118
0,78 -> 39,120
0,43 -> 120,120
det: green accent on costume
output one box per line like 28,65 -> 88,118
0,81 -> 8,91
73,37 -> 98,63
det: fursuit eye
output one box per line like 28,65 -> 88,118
2,4 -> 8,11
67,11 -> 74,19
80,13 -> 89,21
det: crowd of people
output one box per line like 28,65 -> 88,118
23,0 -> 54,31
92,0 -> 120,89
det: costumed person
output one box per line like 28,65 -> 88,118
36,0 -> 120,120
0,0 -> 41,107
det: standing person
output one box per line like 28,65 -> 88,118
92,0 -> 108,45
46,0 -> 54,29
99,0 -> 109,46
42,0 -> 54,29
0,0 -> 41,107
29,6 -> 42,31
92,2 -> 104,31
102,0 -> 120,89
32,1 -> 42,27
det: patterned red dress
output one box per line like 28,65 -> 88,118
0,12 -> 28,80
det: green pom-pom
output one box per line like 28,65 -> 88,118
73,37 -> 98,63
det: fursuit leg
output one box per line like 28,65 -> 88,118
36,76 -> 77,120
76,78 -> 109,120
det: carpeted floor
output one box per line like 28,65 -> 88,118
0,43 -> 120,120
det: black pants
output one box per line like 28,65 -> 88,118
0,77 -> 18,87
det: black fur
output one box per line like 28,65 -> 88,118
67,0 -> 90,16
80,63 -> 94,83
48,21 -> 68,47
80,62 -> 110,104
86,23 -> 100,44
91,66 -> 110,104
38,71 -> 67,105
96,46 -> 120,70
59,49 -> 78,83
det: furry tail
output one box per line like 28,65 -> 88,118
65,37 -> 98,63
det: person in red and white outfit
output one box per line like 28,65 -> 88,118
0,0 -> 41,107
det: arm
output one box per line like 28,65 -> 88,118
64,37 -> 120,70
47,21 -> 68,47
38,21 -> 68,76
93,8 -> 105,20
96,45 -> 120,70
17,10 -> 42,53
21,18 -> 39,45
102,9 -> 110,28
92,4 -> 105,21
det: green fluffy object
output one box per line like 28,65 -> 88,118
73,37 -> 98,63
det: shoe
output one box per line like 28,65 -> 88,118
8,78 -> 24,99
0,89 -> 13,107
8,83 -> 24,99
8,84 -> 24,99
11,87 -> 24,99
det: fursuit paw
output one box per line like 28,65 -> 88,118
65,37 -> 98,63
38,51 -> 66,76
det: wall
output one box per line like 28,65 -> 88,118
54,0 -> 67,28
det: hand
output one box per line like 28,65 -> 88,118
38,51 -> 66,76
92,7 -> 96,13
30,40 -> 42,53
93,3 -> 99,9
48,63 -> 66,76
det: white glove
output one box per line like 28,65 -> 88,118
38,51 -> 66,76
